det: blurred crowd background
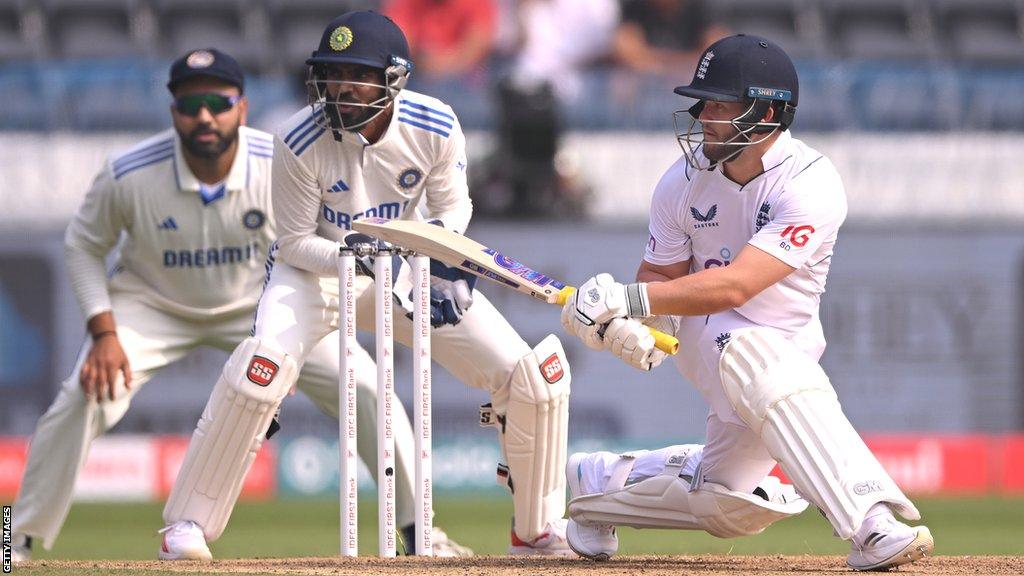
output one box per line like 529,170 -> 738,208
1,0 -> 1023,498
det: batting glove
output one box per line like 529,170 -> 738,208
602,317 -> 668,371
569,273 -> 651,327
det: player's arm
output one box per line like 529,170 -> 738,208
646,246 -> 795,316
637,258 -> 691,283
64,166 -> 133,401
420,109 -> 471,232
271,135 -> 339,276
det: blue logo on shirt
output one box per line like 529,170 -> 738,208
691,205 -> 719,229
158,217 -> 178,230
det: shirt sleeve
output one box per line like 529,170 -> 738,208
644,160 -> 693,265
63,166 -> 124,320
421,115 -> 472,233
747,157 -> 848,269
271,135 -> 339,276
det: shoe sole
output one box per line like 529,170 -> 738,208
848,526 -> 934,571
566,519 -> 610,561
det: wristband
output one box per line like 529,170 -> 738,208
91,330 -> 117,342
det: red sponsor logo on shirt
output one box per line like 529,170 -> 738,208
540,354 -> 564,384
781,225 -> 816,247
247,356 -> 279,386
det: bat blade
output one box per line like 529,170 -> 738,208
352,218 -> 679,355
353,218 -> 569,303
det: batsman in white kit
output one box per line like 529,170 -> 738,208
561,35 -> 934,570
161,11 -> 575,556
7,48 -> 467,563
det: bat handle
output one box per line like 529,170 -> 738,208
555,286 -> 679,356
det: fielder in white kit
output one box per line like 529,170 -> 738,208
8,48 -> 468,563
561,35 -> 934,570
160,11 -> 575,556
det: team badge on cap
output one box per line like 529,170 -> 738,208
186,50 -> 215,68
398,167 -> 423,189
329,26 -> 354,51
242,209 -> 266,230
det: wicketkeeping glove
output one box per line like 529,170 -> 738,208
424,220 -> 478,327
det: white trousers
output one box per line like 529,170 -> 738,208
11,290 -> 403,549
613,310 -> 826,494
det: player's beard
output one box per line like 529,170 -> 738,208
181,125 -> 238,159
701,126 -> 744,164
331,97 -> 375,131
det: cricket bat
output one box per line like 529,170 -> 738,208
352,218 -> 679,355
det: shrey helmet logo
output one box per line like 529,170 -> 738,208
696,50 -> 714,80
329,26 -> 354,51
186,50 -> 215,68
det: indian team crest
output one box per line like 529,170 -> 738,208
329,26 -> 354,51
398,167 -> 423,189
186,50 -> 215,68
243,209 -> 266,230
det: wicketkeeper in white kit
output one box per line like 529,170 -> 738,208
561,35 -> 934,570
159,11 -> 575,557
9,48 -> 470,563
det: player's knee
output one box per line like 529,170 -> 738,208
222,337 -> 299,401
718,328 -> 836,432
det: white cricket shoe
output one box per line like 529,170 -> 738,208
508,518 -> 576,557
158,520 -> 213,561
565,451 -> 618,561
430,526 -> 475,557
847,508 -> 934,571
11,533 -> 31,564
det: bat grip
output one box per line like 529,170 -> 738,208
556,287 -> 679,355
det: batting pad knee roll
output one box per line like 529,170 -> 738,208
164,337 -> 298,541
719,328 -> 918,540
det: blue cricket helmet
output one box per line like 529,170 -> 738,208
307,11 -> 413,73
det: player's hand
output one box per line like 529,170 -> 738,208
567,273 -> 651,327
427,259 -> 477,327
80,333 -> 132,402
601,317 -> 667,371
560,298 -> 605,350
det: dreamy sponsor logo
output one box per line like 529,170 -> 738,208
247,356 -> 279,386
540,354 -> 564,383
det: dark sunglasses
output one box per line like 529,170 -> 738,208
173,93 -> 241,116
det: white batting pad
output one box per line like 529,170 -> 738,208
568,450 -> 806,537
163,337 -> 298,541
719,328 -> 919,540
502,334 -> 571,541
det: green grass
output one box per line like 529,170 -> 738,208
16,495 -> 1024,560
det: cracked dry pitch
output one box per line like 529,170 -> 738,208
20,555 -> 1024,575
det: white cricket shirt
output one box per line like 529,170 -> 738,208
271,89 -> 472,276
65,126 -> 276,320
645,130 -> 848,333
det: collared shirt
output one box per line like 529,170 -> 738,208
65,125 -> 276,320
645,130 -> 848,333
271,89 -> 471,276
